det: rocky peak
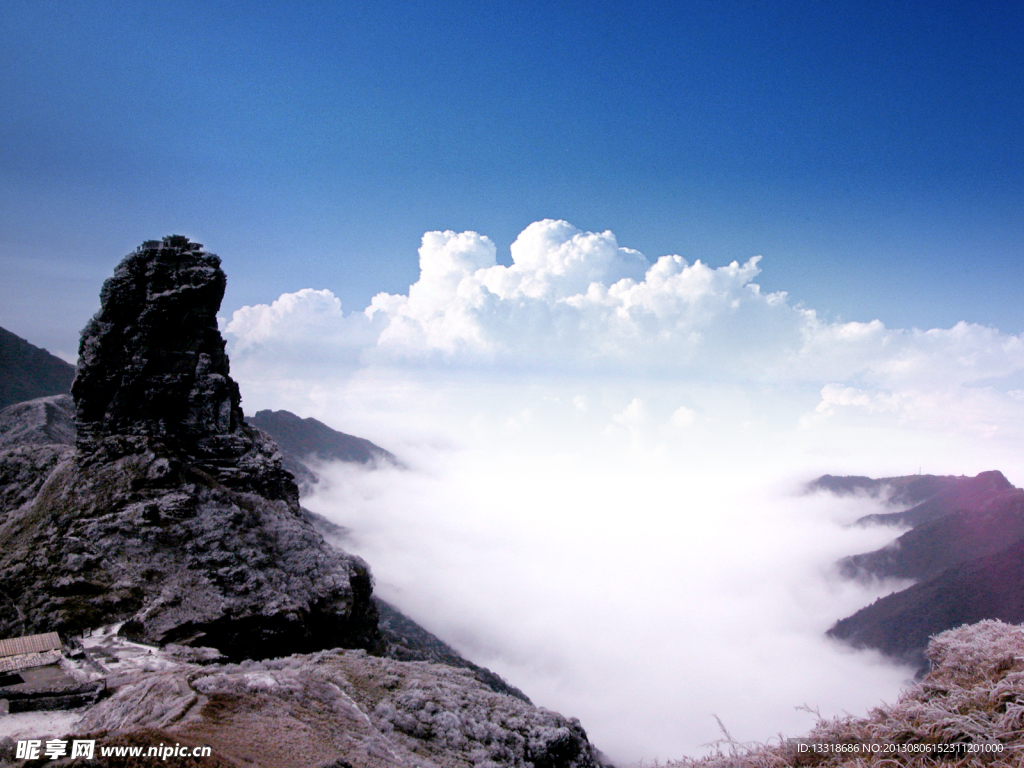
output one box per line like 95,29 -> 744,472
0,237 -> 381,658
73,235 -> 232,442
71,235 -> 292,502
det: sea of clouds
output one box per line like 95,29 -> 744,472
223,220 -> 1024,762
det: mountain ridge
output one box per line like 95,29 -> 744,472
246,408 -> 397,491
817,470 -> 1024,672
0,326 -> 76,409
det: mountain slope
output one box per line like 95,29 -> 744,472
829,537 -> 1024,670
0,393 -> 75,448
839,478 -> 1024,581
246,408 -> 396,490
818,470 -> 1024,672
0,325 -> 76,409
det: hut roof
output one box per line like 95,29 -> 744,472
0,632 -> 61,658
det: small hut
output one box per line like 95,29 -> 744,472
0,632 -> 104,713
0,632 -> 62,674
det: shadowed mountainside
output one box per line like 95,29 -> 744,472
815,471 -> 1024,672
830,539 -> 1024,668
246,408 -> 397,491
0,325 -> 76,409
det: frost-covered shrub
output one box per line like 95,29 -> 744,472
70,642 -> 602,768
363,663 -> 595,767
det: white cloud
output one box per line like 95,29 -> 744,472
220,220 -> 1024,762
669,405 -> 697,428
227,288 -> 344,349
226,221 -> 1024,394
224,221 -> 1024,450
358,221 -> 790,370
223,288 -> 382,376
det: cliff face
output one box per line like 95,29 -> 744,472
0,236 -> 382,659
72,236 -> 296,504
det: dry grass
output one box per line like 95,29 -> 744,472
667,621 -> 1024,768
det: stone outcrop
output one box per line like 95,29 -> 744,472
72,236 -> 295,503
0,236 -> 382,659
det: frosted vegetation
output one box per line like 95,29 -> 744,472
62,632 -> 600,768
670,621 -> 1024,767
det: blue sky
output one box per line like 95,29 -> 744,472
1,0 -> 1021,357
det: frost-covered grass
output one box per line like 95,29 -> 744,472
668,621 -> 1024,767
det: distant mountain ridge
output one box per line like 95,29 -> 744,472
0,325 -> 76,408
840,481 -> 1024,582
815,470 -> 1024,670
246,408 -> 396,490
808,473 -> 965,507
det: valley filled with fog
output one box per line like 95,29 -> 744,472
224,221 -> 1024,762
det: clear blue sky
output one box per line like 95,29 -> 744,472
2,0 -> 1021,357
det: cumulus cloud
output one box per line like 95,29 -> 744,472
226,220 -> 1024,387
221,220 -> 1024,762
669,405 -> 697,428
224,219 -> 1024,445
223,288 -> 382,376
361,220 -> 788,370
